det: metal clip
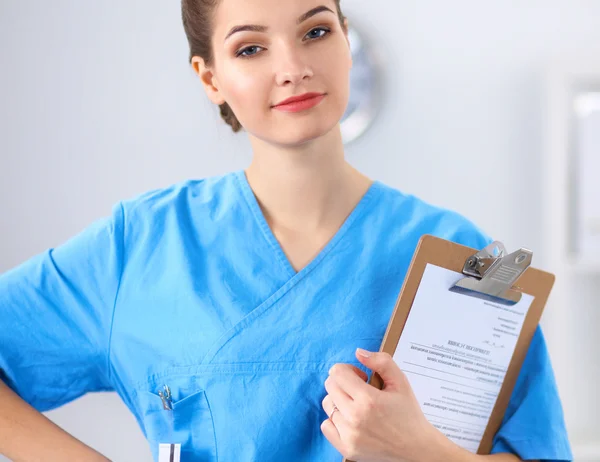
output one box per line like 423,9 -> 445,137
450,241 -> 532,306
158,385 -> 173,411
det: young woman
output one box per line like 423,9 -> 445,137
0,0 -> 572,461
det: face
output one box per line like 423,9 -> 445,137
194,0 -> 352,146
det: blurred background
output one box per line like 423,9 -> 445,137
1,0 -> 599,460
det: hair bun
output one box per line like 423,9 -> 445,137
219,102 -> 243,132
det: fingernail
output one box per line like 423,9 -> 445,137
356,348 -> 372,358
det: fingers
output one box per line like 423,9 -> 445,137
321,393 -> 338,419
328,364 -> 372,401
324,374 -> 353,416
349,364 -> 369,382
320,401 -> 343,453
321,363 -> 371,456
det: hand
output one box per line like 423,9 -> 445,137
320,348 -> 448,462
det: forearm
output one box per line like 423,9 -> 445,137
443,447 -> 522,462
0,380 -> 110,462
430,435 -> 528,462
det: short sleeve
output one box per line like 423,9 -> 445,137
0,202 -> 125,412
491,325 -> 573,461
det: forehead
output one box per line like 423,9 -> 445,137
212,0 -> 338,35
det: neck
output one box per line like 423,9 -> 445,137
245,125 -> 371,233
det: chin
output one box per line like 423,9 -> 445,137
279,124 -> 331,146
256,114 -> 342,147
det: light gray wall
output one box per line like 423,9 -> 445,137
1,1 -> 599,460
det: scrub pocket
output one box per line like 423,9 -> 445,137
137,387 -> 218,461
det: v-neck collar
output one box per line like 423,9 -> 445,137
234,169 -> 382,279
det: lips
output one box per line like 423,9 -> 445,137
273,92 -> 325,107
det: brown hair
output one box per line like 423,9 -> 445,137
181,0 -> 346,132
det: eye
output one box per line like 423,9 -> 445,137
236,45 -> 264,58
304,27 -> 330,41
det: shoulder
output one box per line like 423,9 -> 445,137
114,171 -> 240,245
119,171 -> 236,218
374,180 -> 493,250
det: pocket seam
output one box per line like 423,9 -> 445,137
141,389 -> 207,409
132,360 -> 368,391
204,389 -> 219,462
140,388 -> 218,460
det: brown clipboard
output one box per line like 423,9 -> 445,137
343,234 -> 555,461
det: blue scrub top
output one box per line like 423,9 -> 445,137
0,170 -> 572,461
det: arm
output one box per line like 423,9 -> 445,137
0,203 -> 126,461
0,380 -> 110,462
418,420 -> 537,462
434,436 -> 537,462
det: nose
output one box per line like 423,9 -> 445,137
274,44 -> 314,86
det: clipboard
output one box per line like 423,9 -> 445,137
343,234 -> 555,461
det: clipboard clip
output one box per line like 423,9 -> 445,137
449,241 -> 532,306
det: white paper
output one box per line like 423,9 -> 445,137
393,264 -> 533,452
158,443 -> 181,462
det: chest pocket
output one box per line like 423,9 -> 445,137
136,384 -> 218,461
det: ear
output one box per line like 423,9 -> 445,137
191,56 -> 226,106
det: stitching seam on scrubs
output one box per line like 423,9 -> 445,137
204,391 -> 219,461
197,249 -> 321,364
234,171 -> 295,277
106,201 -> 126,384
198,184 -> 383,365
131,361 -> 368,390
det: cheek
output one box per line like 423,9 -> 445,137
336,50 -> 352,87
316,45 -> 352,94
220,65 -> 268,114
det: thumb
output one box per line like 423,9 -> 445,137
355,348 -> 405,391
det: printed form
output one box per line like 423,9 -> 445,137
393,264 -> 533,452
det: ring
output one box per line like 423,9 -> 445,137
329,404 -> 339,422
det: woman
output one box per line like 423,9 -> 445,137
0,0 -> 571,461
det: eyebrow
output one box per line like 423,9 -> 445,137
224,5 -> 336,42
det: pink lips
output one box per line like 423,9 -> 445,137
272,92 -> 326,113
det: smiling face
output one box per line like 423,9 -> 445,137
193,0 -> 352,147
